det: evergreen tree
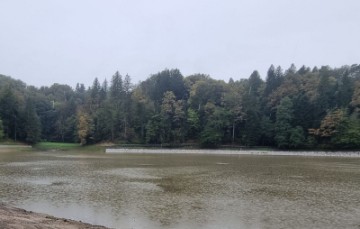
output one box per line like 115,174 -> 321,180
0,87 -> 19,140
24,98 -> 41,144
297,65 -> 311,75
241,71 -> 263,145
109,71 -> 124,140
275,97 -> 294,148
99,79 -> 108,104
264,65 -> 276,97
0,118 -> 4,140
123,74 -> 133,141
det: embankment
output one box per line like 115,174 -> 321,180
0,203 -> 109,229
106,148 -> 360,157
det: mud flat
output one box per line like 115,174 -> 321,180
106,148 -> 360,157
0,203 -> 109,229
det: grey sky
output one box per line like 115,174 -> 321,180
0,0 -> 359,88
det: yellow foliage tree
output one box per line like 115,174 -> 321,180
77,111 -> 93,145
308,109 -> 345,138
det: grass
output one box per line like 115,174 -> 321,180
34,142 -> 81,150
34,142 -> 106,153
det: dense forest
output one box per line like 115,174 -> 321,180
1,64 -> 360,149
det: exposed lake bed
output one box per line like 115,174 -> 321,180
0,149 -> 359,228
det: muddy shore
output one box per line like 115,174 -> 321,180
0,203 -> 110,229
106,148 -> 360,157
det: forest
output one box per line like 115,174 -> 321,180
1,64 -> 360,149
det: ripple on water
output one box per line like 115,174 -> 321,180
123,181 -> 162,191
18,177 -> 71,186
215,162 -> 230,165
3,161 -> 60,167
101,168 -> 160,180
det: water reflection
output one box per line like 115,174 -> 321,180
0,150 -> 359,228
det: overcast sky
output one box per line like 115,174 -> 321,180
0,0 -> 359,87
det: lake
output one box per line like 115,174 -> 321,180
0,149 -> 359,229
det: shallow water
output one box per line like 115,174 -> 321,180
0,150 -> 359,228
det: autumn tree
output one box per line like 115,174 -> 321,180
308,109 -> 346,147
77,110 -> 93,145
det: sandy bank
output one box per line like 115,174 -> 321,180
0,204 -> 109,229
106,148 -> 360,157
0,145 -> 32,153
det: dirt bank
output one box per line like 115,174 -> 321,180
0,203 -> 110,229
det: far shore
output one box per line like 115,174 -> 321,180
0,203 -> 109,229
1,142 -> 360,158
106,148 -> 360,157
0,144 -> 32,148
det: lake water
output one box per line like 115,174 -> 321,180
0,150 -> 359,229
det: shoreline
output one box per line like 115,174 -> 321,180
0,203 -> 109,229
106,148 -> 360,157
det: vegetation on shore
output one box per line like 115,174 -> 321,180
1,64 -> 360,149
34,142 -> 81,150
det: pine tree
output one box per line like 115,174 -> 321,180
0,119 -> 4,140
275,97 -> 293,148
24,99 -> 41,144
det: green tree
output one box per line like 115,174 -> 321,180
93,107 -> 112,142
89,77 -> 101,112
142,69 -> 187,109
275,97 -> 294,148
187,108 -> 200,139
297,65 -> 311,75
132,86 -> 155,143
0,119 -> 4,140
313,67 -> 337,125
289,126 -> 305,148
145,115 -> 162,144
241,71 -> 263,146
332,118 -> 360,149
264,65 -> 283,98
160,91 -> 186,143
123,74 -> 133,141
109,71 -> 124,140
200,107 -> 231,148
350,81 -> 360,113
259,115 -> 275,146
0,86 -> 19,140
24,99 -> 41,144
336,71 -> 353,108
99,79 -> 108,103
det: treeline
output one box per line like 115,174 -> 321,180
1,64 -> 360,149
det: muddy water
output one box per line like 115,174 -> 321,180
0,150 -> 359,229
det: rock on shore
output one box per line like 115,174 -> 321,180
0,204 -> 110,229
